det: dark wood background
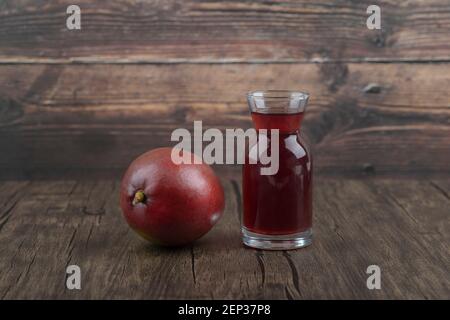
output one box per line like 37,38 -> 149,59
0,0 -> 449,299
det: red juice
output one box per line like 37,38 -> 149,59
243,112 -> 312,235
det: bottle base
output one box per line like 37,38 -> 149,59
242,227 -> 312,250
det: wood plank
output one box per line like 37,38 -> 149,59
0,177 -> 448,299
0,0 -> 449,62
0,63 -> 449,178
298,178 -> 450,299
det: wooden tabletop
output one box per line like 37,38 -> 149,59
0,176 -> 448,299
0,0 -> 449,299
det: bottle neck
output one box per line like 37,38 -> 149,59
251,112 -> 303,134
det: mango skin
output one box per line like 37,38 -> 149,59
120,147 -> 225,246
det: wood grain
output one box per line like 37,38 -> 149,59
0,63 -> 449,178
0,177 -> 448,299
0,0 -> 449,63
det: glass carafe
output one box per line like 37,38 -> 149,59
243,90 -> 312,250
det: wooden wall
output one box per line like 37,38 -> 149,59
0,0 -> 449,179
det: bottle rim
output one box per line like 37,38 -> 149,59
247,90 -> 309,100
247,90 -> 309,114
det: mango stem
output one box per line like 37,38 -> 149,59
132,190 -> 146,206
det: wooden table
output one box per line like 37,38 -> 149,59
0,0 -> 449,299
0,176 -> 449,299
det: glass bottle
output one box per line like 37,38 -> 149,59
243,90 -> 312,250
